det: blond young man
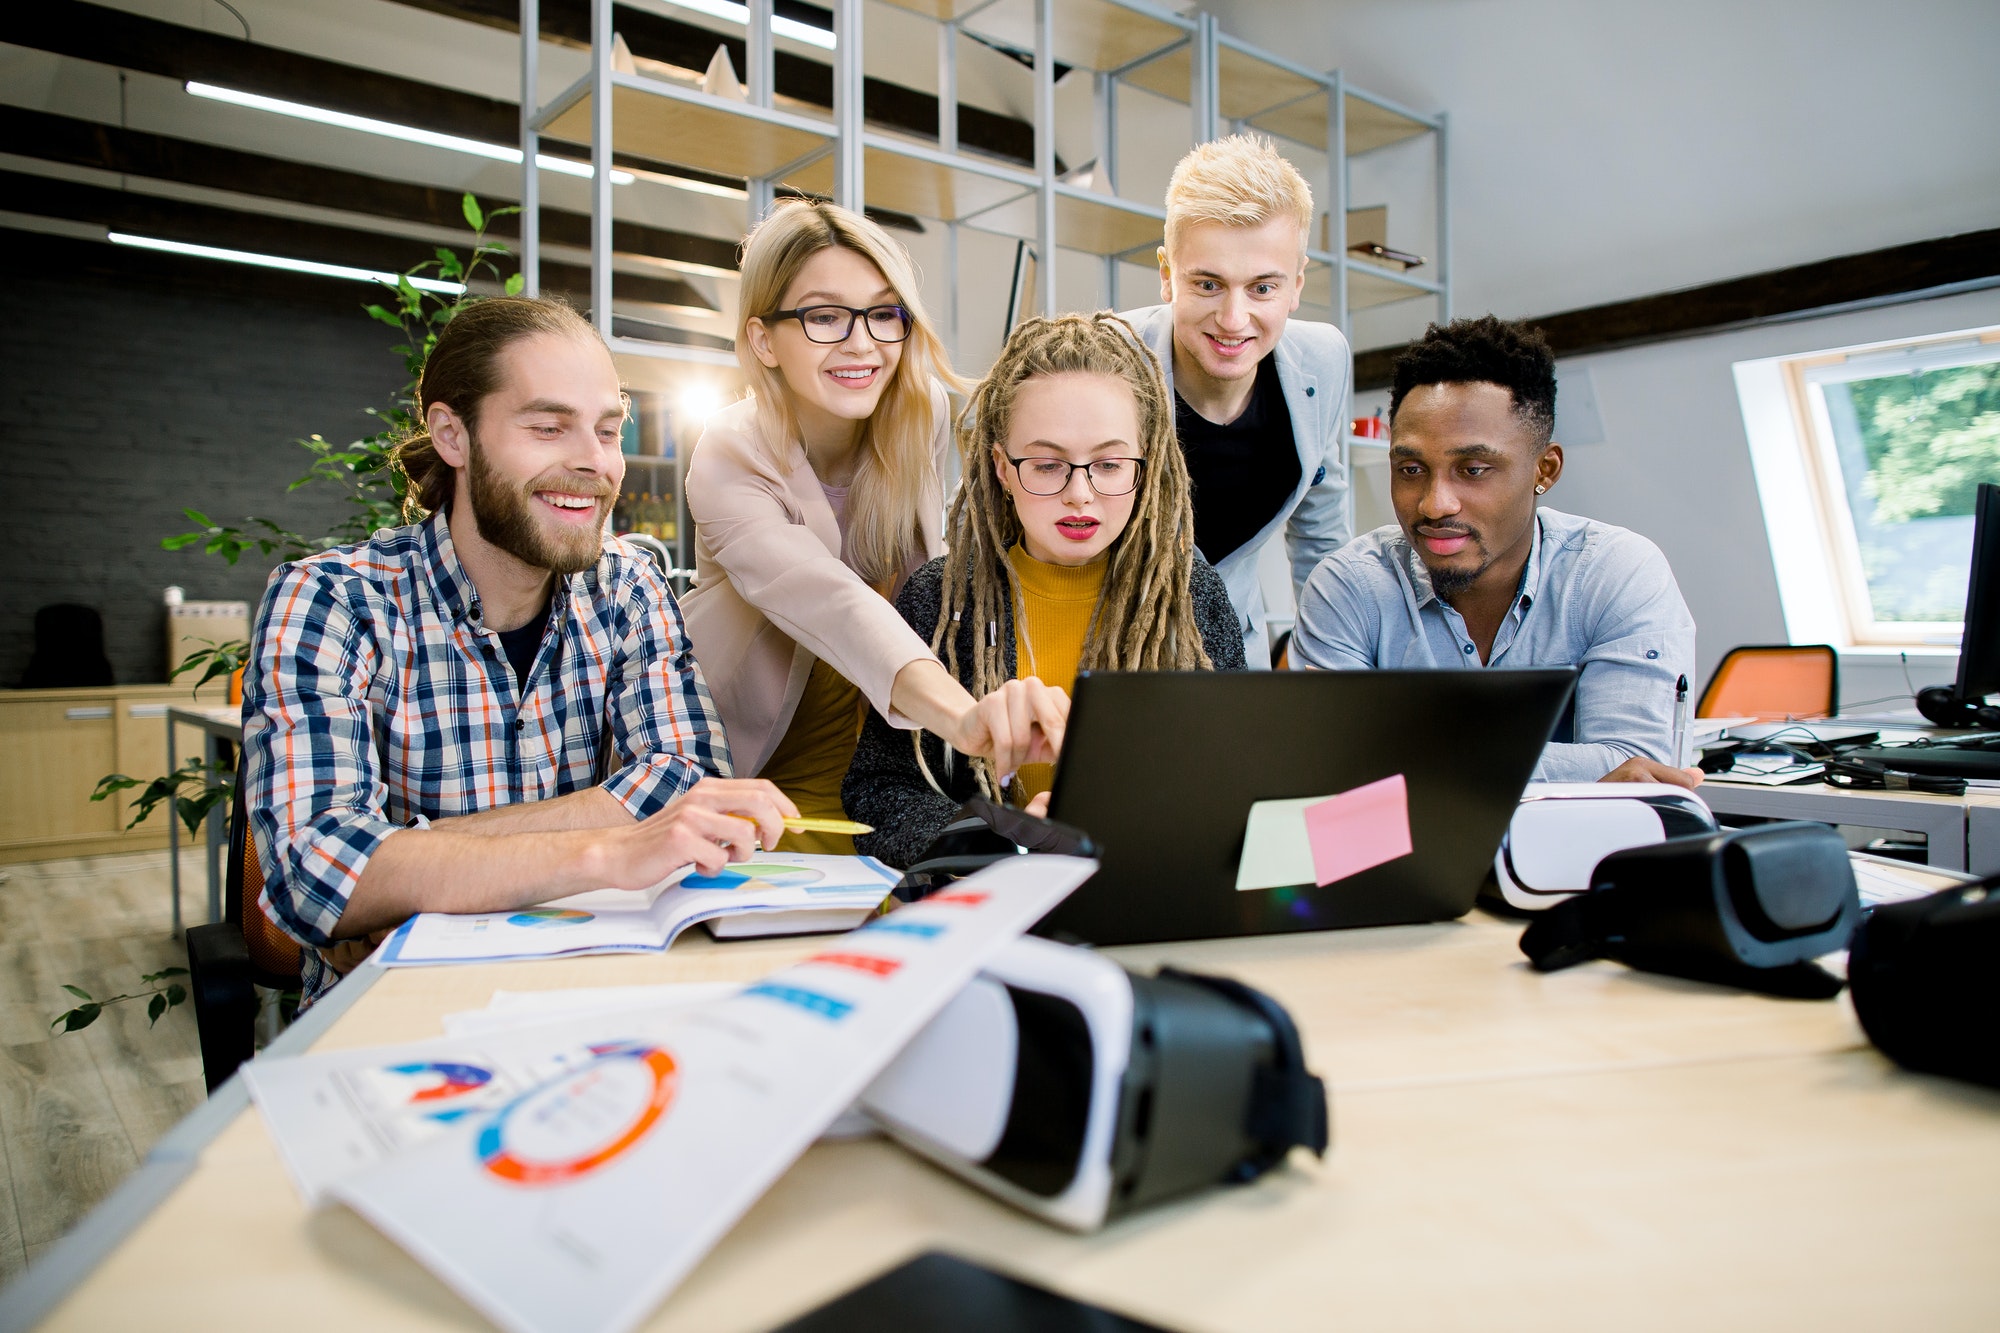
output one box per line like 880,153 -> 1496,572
1120,134 -> 1352,667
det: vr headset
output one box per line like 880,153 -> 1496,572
1520,821 -> 1861,999
1848,875 -> 2000,1088
862,934 -> 1329,1232
1488,783 -> 1718,913
890,798 -> 1099,904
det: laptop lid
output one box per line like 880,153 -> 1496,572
1040,668 -> 1578,946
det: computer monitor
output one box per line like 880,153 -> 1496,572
1954,481 -> 2000,704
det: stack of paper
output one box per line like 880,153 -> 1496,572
376,852 -> 899,966
247,856 -> 1097,1333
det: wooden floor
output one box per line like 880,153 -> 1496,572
0,849 -> 209,1284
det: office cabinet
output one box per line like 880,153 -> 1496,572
0,684 -> 224,863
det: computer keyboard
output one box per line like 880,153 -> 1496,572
1844,739 -> 2000,778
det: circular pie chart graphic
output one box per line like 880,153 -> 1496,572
506,907 -> 596,928
680,862 -> 826,892
383,1060 -> 494,1104
478,1043 -> 678,1186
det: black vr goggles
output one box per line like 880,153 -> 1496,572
1520,821 -> 1861,998
863,937 -> 1328,1230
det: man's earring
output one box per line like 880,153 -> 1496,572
1535,484 -> 1547,494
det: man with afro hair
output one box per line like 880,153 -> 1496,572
1289,316 -> 1699,787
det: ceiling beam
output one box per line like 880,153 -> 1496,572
0,105 -> 741,274
0,220 -> 416,313
0,170 -> 719,314
4,0 -> 1032,198
5,2 -> 518,145
1353,227 -> 2000,390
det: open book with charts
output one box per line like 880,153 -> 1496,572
374,853 -> 900,966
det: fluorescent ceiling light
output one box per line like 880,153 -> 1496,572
184,82 -> 636,184
109,232 -> 467,293
663,0 -> 836,50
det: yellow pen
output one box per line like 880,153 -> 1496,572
782,817 -> 873,836
726,814 -> 875,841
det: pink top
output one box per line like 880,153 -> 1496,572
679,388 -> 951,777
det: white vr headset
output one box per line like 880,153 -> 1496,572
861,936 -> 1329,1232
1491,782 -> 1718,912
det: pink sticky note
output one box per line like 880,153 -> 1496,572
1303,774 -> 1414,887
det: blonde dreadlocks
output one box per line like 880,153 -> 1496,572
929,311 -> 1211,799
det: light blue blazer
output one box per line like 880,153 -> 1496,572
1118,304 -> 1354,667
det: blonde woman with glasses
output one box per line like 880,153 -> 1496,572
683,201 -> 1066,851
844,311 -> 1247,868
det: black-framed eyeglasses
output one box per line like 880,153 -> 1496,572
761,304 -> 912,344
1004,455 -> 1146,497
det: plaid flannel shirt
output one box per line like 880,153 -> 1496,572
242,510 -> 731,1000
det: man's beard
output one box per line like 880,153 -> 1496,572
1416,526 -> 1489,600
466,439 -> 611,576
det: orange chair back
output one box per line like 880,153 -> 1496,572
230,784 -> 303,985
1696,644 -> 1838,720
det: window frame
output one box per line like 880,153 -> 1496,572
1773,326 -> 2000,647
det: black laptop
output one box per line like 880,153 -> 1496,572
1037,668 -> 1577,946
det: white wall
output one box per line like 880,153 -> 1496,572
1207,0 -> 2000,324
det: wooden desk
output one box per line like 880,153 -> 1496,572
12,917 -> 2000,1331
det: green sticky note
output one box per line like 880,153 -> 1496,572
1235,796 -> 1329,891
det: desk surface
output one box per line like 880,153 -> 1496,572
27,916 -> 2000,1332
166,704 -> 241,734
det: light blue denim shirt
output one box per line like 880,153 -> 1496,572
1289,507 -> 1696,782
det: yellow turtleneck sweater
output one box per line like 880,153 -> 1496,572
1006,544 -> 1107,802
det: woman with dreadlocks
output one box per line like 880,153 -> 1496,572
844,311 -> 1246,867
683,201 -> 1065,854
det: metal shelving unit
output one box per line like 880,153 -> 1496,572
515,0 -> 1452,504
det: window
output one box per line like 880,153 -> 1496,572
1745,326 -> 2000,646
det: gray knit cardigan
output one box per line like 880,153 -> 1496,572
843,552 -> 1247,868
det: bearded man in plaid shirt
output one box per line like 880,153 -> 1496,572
242,297 -> 796,1002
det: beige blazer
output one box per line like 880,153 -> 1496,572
681,388 -> 950,777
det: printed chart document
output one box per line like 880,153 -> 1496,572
324,856 -> 1097,1333
376,852 -> 898,966
245,1014 -> 666,1205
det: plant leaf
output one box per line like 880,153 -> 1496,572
461,193 -> 485,231
504,272 -> 525,296
62,984 -> 94,1001
90,774 -> 140,802
56,1004 -> 102,1032
141,967 -> 190,983
165,983 -> 188,1006
147,994 -> 167,1025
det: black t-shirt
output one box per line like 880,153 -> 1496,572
1175,353 -> 1299,566
495,598 -> 552,689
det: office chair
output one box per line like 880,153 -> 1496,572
184,765 -> 303,1091
19,602 -> 114,687
1696,644 -> 1838,720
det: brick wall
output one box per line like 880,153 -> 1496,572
0,232 -> 406,685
